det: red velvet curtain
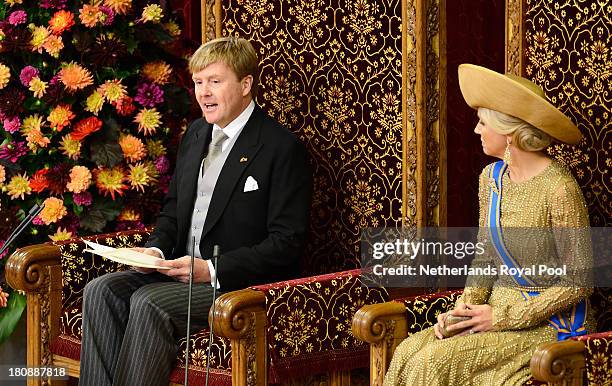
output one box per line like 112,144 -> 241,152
446,0 -> 505,226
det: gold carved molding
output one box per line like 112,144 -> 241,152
201,0 -> 220,43
505,0 -> 523,75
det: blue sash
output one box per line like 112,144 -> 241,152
487,161 -> 587,340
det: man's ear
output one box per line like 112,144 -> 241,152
241,75 -> 253,97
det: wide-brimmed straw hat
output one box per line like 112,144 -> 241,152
458,64 -> 582,145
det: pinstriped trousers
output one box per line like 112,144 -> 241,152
79,270 -> 215,386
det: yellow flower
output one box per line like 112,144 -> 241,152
59,134 -> 82,160
127,163 -> 154,192
22,114 -> 44,133
163,21 -> 181,37
66,165 -> 92,193
118,208 -> 141,221
7,173 -> 32,200
43,35 -> 64,57
40,197 -> 67,225
48,105 -> 75,132
0,64 -> 10,89
119,134 -> 147,162
49,227 -> 73,242
0,30 -> 5,51
5,0 -> 23,6
142,61 -> 172,85
141,4 -> 163,23
103,0 -> 132,15
29,77 -> 48,98
59,62 -> 94,91
98,79 -> 127,103
146,139 -> 166,158
85,90 -> 104,115
0,165 -> 6,185
30,25 -> 50,53
134,108 -> 161,136
95,166 -> 127,199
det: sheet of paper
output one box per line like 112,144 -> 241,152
83,240 -> 170,269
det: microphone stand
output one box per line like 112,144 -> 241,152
205,245 -> 221,386
184,237 -> 196,386
0,203 -> 43,258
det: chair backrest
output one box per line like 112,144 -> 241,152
55,229 -> 151,308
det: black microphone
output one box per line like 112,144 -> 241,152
0,203 -> 44,257
205,245 -> 221,386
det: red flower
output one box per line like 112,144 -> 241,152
113,95 -> 136,117
70,116 -> 103,140
29,169 -> 50,193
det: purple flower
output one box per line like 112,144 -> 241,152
8,10 -> 27,25
134,82 -> 164,107
158,175 -> 171,194
115,221 -> 145,231
154,156 -> 170,174
73,191 -> 93,206
3,116 -> 21,134
40,0 -> 67,9
0,141 -> 28,163
19,66 -> 39,87
99,6 -> 115,26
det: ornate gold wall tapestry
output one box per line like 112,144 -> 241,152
201,0 -> 445,273
516,0 -> 611,225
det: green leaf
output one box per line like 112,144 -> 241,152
79,210 -> 107,233
0,292 -> 26,345
90,141 -> 123,167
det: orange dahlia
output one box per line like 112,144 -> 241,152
0,64 -> 10,89
66,165 -> 92,193
103,0 -> 132,15
119,134 -> 147,162
48,104 -> 75,132
70,116 -> 103,141
117,208 -> 141,221
59,62 -> 94,91
79,4 -> 102,28
0,164 -> 5,185
94,166 -> 127,200
142,61 -> 172,85
43,34 -> 64,57
29,169 -> 50,193
39,197 -> 67,225
49,10 -> 75,35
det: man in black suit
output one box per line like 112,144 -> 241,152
79,37 -> 311,386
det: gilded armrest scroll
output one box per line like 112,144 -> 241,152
5,244 -> 62,293
530,340 -> 585,385
211,288 -> 267,386
352,301 -> 408,386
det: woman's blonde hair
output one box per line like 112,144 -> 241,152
478,107 -> 553,151
189,37 -> 259,97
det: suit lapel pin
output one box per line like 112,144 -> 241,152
240,157 -> 248,163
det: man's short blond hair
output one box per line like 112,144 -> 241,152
189,37 -> 259,97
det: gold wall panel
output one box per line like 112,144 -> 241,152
203,0 -> 444,273
520,0 -> 611,225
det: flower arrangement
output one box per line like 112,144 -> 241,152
0,0 -> 194,340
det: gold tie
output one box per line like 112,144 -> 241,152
203,129 -> 228,174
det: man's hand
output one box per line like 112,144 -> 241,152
0,287 -> 9,308
446,303 -> 493,336
157,256 -> 211,284
130,247 -> 163,274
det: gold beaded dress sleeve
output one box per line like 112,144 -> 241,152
384,160 -> 593,386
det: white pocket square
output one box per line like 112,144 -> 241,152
243,176 -> 259,192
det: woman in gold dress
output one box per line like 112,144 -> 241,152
384,64 -> 593,385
